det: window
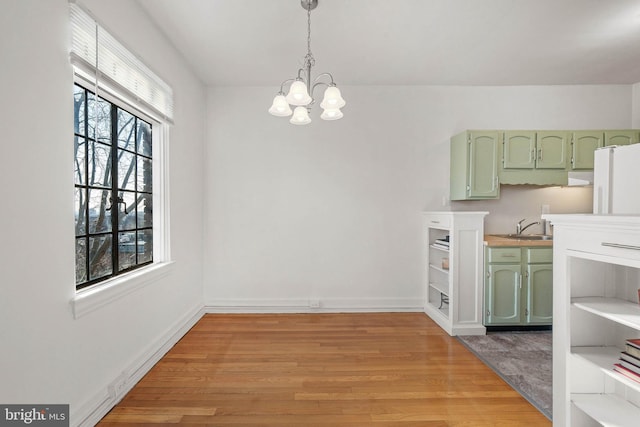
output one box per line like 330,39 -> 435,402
69,4 -> 173,306
74,83 -> 154,289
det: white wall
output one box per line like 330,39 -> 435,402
0,0 -> 205,424
204,84 -> 632,310
633,82 -> 640,128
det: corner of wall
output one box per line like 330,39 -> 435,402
72,304 -> 205,427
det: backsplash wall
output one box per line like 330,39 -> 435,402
450,184 -> 594,234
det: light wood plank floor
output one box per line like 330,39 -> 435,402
99,313 -> 551,426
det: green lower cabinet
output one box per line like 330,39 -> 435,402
485,263 -> 521,324
484,246 -> 553,326
525,263 -> 553,324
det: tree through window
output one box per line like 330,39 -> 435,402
74,83 -> 153,289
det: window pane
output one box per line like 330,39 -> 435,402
89,235 -> 112,280
137,193 -> 152,229
137,119 -> 152,156
76,238 -> 87,284
138,230 -> 152,264
88,141 -> 111,188
87,92 -> 111,143
74,137 -> 85,185
138,157 -> 152,192
118,191 -> 136,230
118,150 -> 136,190
118,231 -> 136,271
75,188 -> 86,235
88,188 -> 112,233
74,86 -> 85,135
74,82 -> 155,289
117,109 -> 135,151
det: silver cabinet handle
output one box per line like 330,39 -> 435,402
602,242 -> 640,251
430,220 -> 440,224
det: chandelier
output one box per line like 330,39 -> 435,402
268,0 -> 346,125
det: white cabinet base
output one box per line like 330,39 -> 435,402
423,211 -> 488,336
544,214 -> 640,427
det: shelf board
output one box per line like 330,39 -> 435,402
572,346 -> 640,391
429,244 -> 449,252
429,264 -> 450,275
429,282 -> 449,296
571,393 -> 640,426
572,297 -> 640,331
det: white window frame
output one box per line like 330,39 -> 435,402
70,5 -> 173,318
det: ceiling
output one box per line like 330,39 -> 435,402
137,0 -> 640,87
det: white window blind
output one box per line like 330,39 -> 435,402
69,3 -> 174,123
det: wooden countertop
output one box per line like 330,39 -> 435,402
484,234 -> 553,247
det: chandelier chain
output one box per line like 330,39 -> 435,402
305,2 -> 315,68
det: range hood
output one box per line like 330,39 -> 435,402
567,171 -> 594,186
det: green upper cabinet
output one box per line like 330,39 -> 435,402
503,131 -> 536,169
503,131 -> 568,170
451,129 -> 639,199
536,131 -> 569,169
571,131 -> 603,170
604,130 -> 640,147
450,131 -> 499,200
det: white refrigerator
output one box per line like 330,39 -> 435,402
593,143 -> 640,214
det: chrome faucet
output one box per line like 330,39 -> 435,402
516,218 -> 540,235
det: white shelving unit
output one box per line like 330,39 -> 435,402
423,211 -> 487,336
544,214 -> 640,427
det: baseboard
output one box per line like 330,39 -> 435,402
204,297 -> 423,313
73,304 -> 205,427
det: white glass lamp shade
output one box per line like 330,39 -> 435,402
268,94 -> 292,117
320,85 -> 346,109
285,80 -> 312,106
290,106 -> 311,125
320,107 -> 343,121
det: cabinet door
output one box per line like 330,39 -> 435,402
572,131 -> 603,170
503,131 -> 536,169
485,264 -> 521,325
525,264 -> 553,325
468,132 -> 499,198
537,131 -> 569,169
604,130 -> 639,147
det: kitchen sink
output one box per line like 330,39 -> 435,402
492,234 -> 553,241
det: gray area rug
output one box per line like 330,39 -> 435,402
457,332 -> 552,420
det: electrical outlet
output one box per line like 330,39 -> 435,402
309,299 -> 320,309
108,372 -> 128,400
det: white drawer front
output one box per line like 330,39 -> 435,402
564,228 -> 640,261
425,214 -> 451,229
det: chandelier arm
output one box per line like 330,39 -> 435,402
279,78 -> 297,93
312,72 -> 336,85
295,68 -> 310,83
310,81 -> 329,98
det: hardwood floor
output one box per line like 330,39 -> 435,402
99,313 -> 551,426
